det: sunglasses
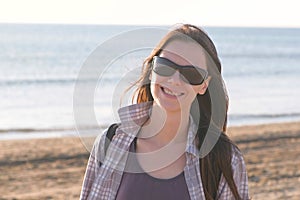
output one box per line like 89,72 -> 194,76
152,56 -> 208,85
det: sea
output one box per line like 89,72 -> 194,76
0,23 -> 300,140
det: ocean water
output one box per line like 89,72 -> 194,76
0,23 -> 300,139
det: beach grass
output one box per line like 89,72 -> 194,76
0,121 -> 300,199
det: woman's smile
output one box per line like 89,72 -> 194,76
160,86 -> 185,98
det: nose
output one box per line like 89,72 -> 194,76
167,70 -> 182,85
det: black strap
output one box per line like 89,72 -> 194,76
104,123 -> 120,155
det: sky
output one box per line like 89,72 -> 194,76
0,0 -> 299,28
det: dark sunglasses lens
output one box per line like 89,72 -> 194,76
153,58 -> 176,76
153,65 -> 176,76
180,68 -> 207,85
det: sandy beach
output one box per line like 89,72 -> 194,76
1,121 -> 300,200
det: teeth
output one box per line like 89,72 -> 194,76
163,87 -> 181,96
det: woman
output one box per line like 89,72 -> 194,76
80,24 -> 249,200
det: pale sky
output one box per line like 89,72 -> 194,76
0,0 -> 299,27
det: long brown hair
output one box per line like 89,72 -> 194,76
131,24 -> 241,199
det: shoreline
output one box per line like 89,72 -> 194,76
1,121 -> 300,199
1,120 -> 300,141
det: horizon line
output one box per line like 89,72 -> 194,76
1,21 -> 300,29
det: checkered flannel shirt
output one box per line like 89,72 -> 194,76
80,102 -> 250,200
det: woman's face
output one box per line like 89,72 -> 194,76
150,40 -> 210,113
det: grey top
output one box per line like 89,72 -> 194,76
115,138 -> 191,200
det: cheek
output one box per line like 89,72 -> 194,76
149,72 -> 160,96
184,85 -> 202,100
192,85 -> 202,95
150,72 -> 162,83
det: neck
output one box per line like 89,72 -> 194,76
139,103 -> 191,146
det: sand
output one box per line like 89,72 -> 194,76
0,121 -> 300,199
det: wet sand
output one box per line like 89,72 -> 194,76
0,121 -> 299,199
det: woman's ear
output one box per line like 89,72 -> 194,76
198,76 -> 211,95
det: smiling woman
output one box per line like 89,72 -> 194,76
80,24 -> 249,200
149,40 -> 210,113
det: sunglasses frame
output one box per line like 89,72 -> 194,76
152,56 -> 208,85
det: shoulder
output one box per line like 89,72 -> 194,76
230,144 -> 247,170
95,124 -> 135,155
94,124 -> 122,151
90,128 -> 109,161
90,125 -> 123,164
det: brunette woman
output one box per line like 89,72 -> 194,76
80,24 -> 249,200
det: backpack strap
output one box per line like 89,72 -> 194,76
104,123 -> 120,155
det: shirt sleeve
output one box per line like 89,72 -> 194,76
217,147 -> 250,200
232,149 -> 250,199
79,130 -> 107,200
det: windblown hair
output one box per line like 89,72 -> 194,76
131,24 -> 242,199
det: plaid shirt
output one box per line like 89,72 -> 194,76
80,102 -> 249,200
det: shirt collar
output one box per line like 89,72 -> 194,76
117,102 -> 152,137
118,101 -> 152,125
186,116 -> 200,157
117,101 -> 199,157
